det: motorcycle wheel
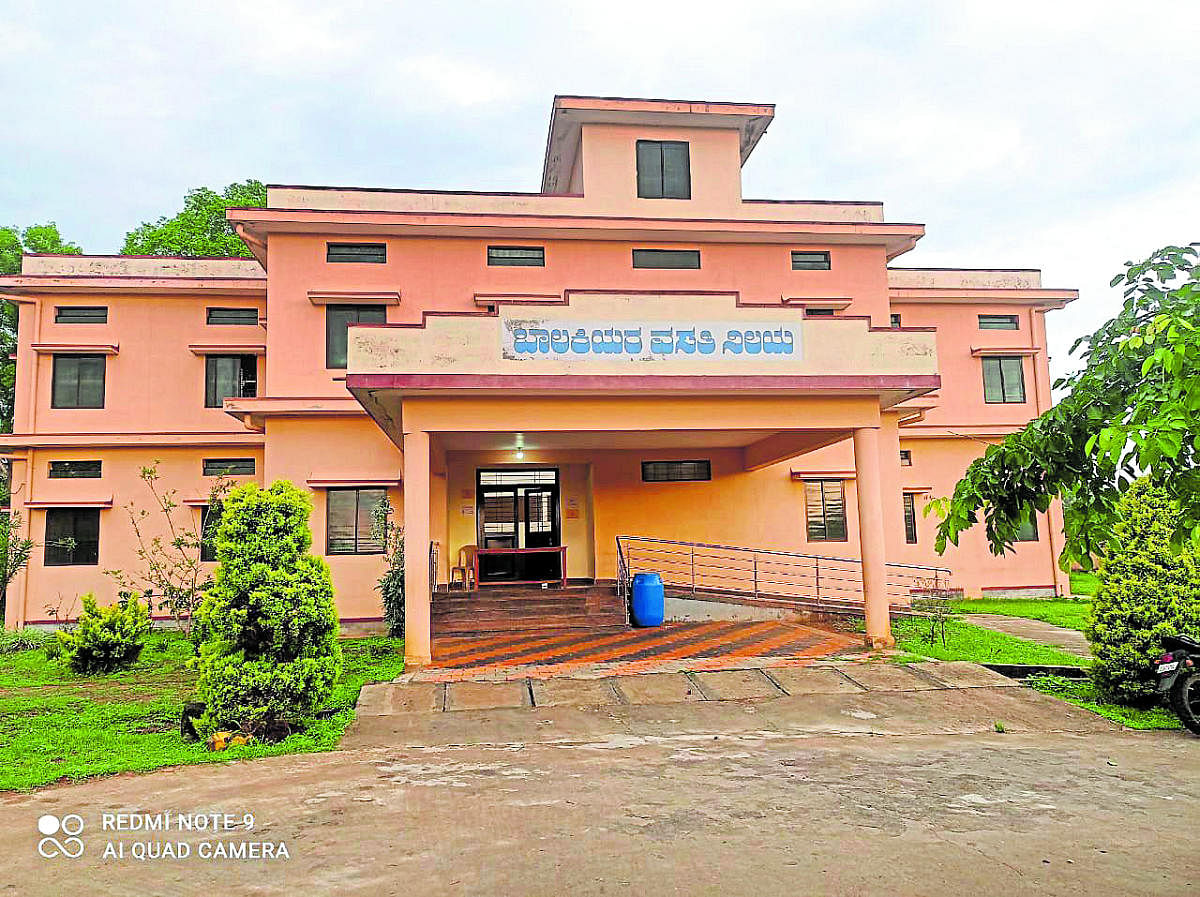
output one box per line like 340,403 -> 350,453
1168,670 -> 1200,736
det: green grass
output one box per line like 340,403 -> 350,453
1070,571 -> 1100,597
0,631 -> 404,792
951,598 -> 1093,633
1027,674 -> 1181,730
893,616 -> 1088,667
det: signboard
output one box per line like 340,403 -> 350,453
502,320 -> 801,362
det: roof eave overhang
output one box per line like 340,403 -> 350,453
0,275 -> 266,299
889,287 -> 1077,309
228,208 -> 924,256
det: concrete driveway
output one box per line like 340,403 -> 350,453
0,662 -> 1195,896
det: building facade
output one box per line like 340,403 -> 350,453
0,96 -> 1076,664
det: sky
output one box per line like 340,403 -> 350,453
3,0 -> 1198,381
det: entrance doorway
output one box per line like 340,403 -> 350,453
476,468 -> 563,584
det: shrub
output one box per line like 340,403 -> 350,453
1088,479 -> 1200,704
0,627 -> 49,655
55,593 -> 151,674
194,481 -> 342,736
371,500 -> 404,637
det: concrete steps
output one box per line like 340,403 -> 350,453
432,585 -> 628,636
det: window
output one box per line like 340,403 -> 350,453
326,304 -> 387,369
487,246 -> 545,267
199,504 -> 222,562
804,308 -> 836,318
326,242 -> 386,264
636,140 -> 691,199
890,313 -> 902,328
903,493 -> 918,545
804,479 -> 847,542
982,356 -> 1026,404
202,458 -> 255,477
327,488 -> 387,554
632,249 -> 701,269
1015,514 -> 1039,542
51,354 -> 105,409
979,314 -> 1019,330
641,460 -> 711,483
900,449 -> 912,467
48,460 -> 101,479
206,307 -> 259,325
55,306 -> 107,324
791,251 -> 831,271
204,355 -> 257,407
44,508 -> 100,566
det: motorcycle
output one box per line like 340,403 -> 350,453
1156,634 -> 1200,735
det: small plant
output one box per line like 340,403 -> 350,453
194,481 -> 342,738
1088,480 -> 1200,705
106,463 -> 232,636
0,509 -> 34,620
55,593 -> 151,674
371,499 -> 404,637
993,721 -> 1006,733
0,627 -> 49,654
911,591 -> 954,648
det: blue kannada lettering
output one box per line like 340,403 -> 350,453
512,325 -> 794,356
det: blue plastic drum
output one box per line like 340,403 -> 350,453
631,572 -> 665,627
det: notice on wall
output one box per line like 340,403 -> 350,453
502,320 -> 802,362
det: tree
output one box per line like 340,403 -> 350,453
934,243 -> 1200,568
0,510 -> 35,621
105,463 -> 232,637
194,481 -> 341,738
1088,480 -> 1200,704
0,223 -> 82,435
122,180 -> 266,258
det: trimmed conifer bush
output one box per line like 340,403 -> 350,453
194,481 -> 342,736
56,593 -> 151,674
1088,479 -> 1200,704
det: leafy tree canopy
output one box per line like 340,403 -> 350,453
121,179 -> 266,258
935,243 -> 1200,569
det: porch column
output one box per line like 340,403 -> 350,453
403,429 -> 432,666
852,426 -> 894,648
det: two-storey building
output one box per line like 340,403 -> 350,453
0,96 -> 1076,665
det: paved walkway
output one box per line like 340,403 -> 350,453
425,620 -> 858,681
966,613 -> 1091,657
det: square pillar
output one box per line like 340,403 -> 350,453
852,426 -> 894,648
402,429 -> 432,667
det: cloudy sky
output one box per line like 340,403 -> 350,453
4,0 -> 1197,379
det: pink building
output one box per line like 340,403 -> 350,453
0,96 -> 1075,665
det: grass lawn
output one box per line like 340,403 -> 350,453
1027,674 -> 1181,730
951,598 -> 1093,633
0,631 -> 404,792
1069,571 -> 1100,597
893,616 -> 1087,667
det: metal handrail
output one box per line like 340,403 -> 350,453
615,534 -> 953,606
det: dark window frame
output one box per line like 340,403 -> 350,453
903,493 -> 918,545
204,354 -> 258,408
48,460 -> 102,479
51,354 -> 106,409
805,479 -> 848,543
44,507 -> 100,566
900,449 -> 912,467
326,487 -> 388,555
982,355 -> 1027,404
199,504 -> 222,563
487,245 -> 545,267
202,458 -> 256,477
635,139 -> 691,199
54,306 -> 108,324
804,307 -> 837,318
632,249 -> 701,270
326,242 -> 387,264
978,314 -> 1020,331
890,313 -> 902,328
206,307 -> 260,326
641,460 -> 712,483
325,304 -> 388,369
791,251 -> 832,271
